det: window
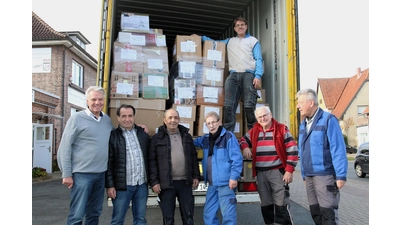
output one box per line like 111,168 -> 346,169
72,60 -> 83,87
71,107 -> 80,116
357,105 -> 368,116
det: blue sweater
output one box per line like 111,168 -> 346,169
57,111 -> 113,178
298,108 -> 348,181
193,127 -> 243,186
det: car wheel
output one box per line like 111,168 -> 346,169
355,164 -> 366,178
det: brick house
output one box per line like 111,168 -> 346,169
32,11 -> 98,163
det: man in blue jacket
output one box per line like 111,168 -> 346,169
193,111 -> 243,225
297,88 -> 348,225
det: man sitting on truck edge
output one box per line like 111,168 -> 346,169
240,105 -> 298,225
193,111 -> 243,225
193,17 -> 264,133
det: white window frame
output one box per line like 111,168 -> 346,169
71,107 -> 80,116
357,105 -> 368,116
72,60 -> 84,87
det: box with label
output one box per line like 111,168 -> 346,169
173,104 -> 196,121
173,79 -> 197,105
234,113 -> 244,139
109,108 -> 163,136
113,42 -> 144,73
173,35 -> 202,62
141,73 -> 169,99
143,46 -> 169,74
179,120 -> 194,136
110,72 -> 139,99
117,32 -> 166,47
120,12 -> 150,32
109,98 -> 166,110
202,40 -> 226,69
195,105 -> 223,136
177,61 -> 203,79
257,89 -> 266,103
196,85 -> 224,106
201,66 -> 224,87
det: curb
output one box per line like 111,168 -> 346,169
32,171 -> 62,184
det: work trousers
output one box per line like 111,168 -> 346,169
223,72 -> 258,132
257,169 -> 293,225
158,180 -> 194,225
305,175 -> 340,225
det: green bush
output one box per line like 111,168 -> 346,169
32,167 -> 47,178
52,159 -> 60,172
343,135 -> 348,145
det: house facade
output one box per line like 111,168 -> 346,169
32,11 -> 98,166
317,68 -> 369,148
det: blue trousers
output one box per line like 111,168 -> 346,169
110,183 -> 148,225
66,172 -> 105,225
203,185 -> 238,225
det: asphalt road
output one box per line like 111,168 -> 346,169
32,180 -> 314,225
32,161 -> 368,224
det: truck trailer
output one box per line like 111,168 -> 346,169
97,0 -> 300,206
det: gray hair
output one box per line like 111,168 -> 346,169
164,108 -> 180,118
85,86 -> 105,100
254,105 -> 271,116
296,88 -> 318,106
204,111 -> 220,122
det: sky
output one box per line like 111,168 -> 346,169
31,0 -> 369,90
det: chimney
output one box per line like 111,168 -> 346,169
357,67 -> 361,78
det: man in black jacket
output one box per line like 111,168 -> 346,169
106,104 -> 150,225
148,108 -> 200,225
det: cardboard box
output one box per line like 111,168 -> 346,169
113,42 -> 143,73
179,120 -> 194,136
143,46 -> 169,74
202,40 -> 226,69
195,105 -> 223,136
120,12 -> 150,32
257,89 -> 266,103
173,35 -> 202,62
117,32 -> 166,47
173,79 -> 197,105
173,104 -> 196,121
109,98 -> 165,109
109,108 -> 164,136
201,66 -> 224,87
196,85 -> 224,106
110,72 -> 139,99
234,113 -> 244,138
177,61 -> 203,79
141,73 -> 169,99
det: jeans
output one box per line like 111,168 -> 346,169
67,172 -> 105,225
223,72 -> 258,132
203,185 -> 237,225
111,183 -> 149,225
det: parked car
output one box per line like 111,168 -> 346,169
346,145 -> 357,154
354,142 -> 369,178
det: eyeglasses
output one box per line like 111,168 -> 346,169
235,23 -> 246,27
206,120 -> 219,126
257,112 -> 270,120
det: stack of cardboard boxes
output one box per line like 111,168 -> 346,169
108,13 -> 169,135
108,12 -> 267,138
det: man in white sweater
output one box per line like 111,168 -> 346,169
57,86 -> 113,225
198,17 -> 264,132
